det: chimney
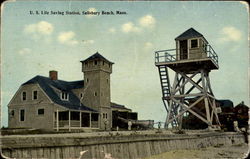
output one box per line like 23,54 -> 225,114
49,70 -> 58,80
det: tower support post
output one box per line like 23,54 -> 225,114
161,68 -> 220,129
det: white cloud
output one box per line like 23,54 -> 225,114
24,21 -> 54,35
86,8 -> 98,18
144,42 -> 153,50
121,22 -> 141,33
18,48 -> 31,55
139,15 -> 156,28
108,27 -> 116,33
57,31 -> 79,46
219,27 -> 242,42
121,15 -> 156,34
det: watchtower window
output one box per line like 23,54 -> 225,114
95,60 -> 98,65
191,39 -> 198,48
103,61 -> 105,65
94,92 -> 97,96
22,92 -> 26,101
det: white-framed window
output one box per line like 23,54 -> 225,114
20,109 -> 25,122
22,91 -> 27,101
80,93 -> 83,98
61,92 -> 69,101
191,39 -> 198,48
9,109 -> 15,118
103,113 -> 108,119
37,108 -> 44,115
32,90 -> 38,100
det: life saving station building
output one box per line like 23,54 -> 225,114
8,53 -> 136,131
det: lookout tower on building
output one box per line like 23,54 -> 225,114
155,28 -> 221,129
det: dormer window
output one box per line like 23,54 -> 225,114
191,39 -> 198,48
22,92 -> 26,101
61,92 -> 69,101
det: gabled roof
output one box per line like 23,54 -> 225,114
81,52 -> 114,64
175,28 -> 206,41
216,99 -> 234,108
22,76 -> 96,112
111,102 -> 132,111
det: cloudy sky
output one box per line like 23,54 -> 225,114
1,1 -> 248,127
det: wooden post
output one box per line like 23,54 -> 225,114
69,110 -> 71,132
56,109 -> 59,132
89,113 -> 92,128
80,111 -> 82,128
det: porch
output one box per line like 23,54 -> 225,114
54,110 -> 99,131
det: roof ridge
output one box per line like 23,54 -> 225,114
175,27 -> 204,41
81,52 -> 114,64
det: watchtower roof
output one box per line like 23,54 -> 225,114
175,28 -> 206,41
81,52 -> 114,64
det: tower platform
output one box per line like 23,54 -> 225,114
155,48 -> 218,73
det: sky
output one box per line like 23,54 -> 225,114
1,1 -> 249,127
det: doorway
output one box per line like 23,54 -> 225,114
179,40 -> 188,60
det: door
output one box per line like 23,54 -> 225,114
179,40 -> 188,60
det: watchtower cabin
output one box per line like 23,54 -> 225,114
155,28 -> 221,130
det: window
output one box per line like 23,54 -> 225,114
94,60 -> 98,65
191,39 -> 198,48
20,109 -> 25,121
94,92 -> 97,96
87,78 -> 89,83
80,93 -> 83,98
103,61 -> 105,65
38,109 -> 44,115
10,110 -> 14,117
61,92 -> 69,101
85,62 -> 88,66
107,79 -> 109,84
103,113 -> 108,119
22,92 -> 26,101
33,90 -> 38,100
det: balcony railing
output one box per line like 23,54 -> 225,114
155,45 -> 218,66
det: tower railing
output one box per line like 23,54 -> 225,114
155,44 -> 218,66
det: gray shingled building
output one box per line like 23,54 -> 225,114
8,53 -> 136,131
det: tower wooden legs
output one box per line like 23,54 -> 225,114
162,69 -> 221,129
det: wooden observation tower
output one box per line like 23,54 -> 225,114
155,28 -> 221,129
